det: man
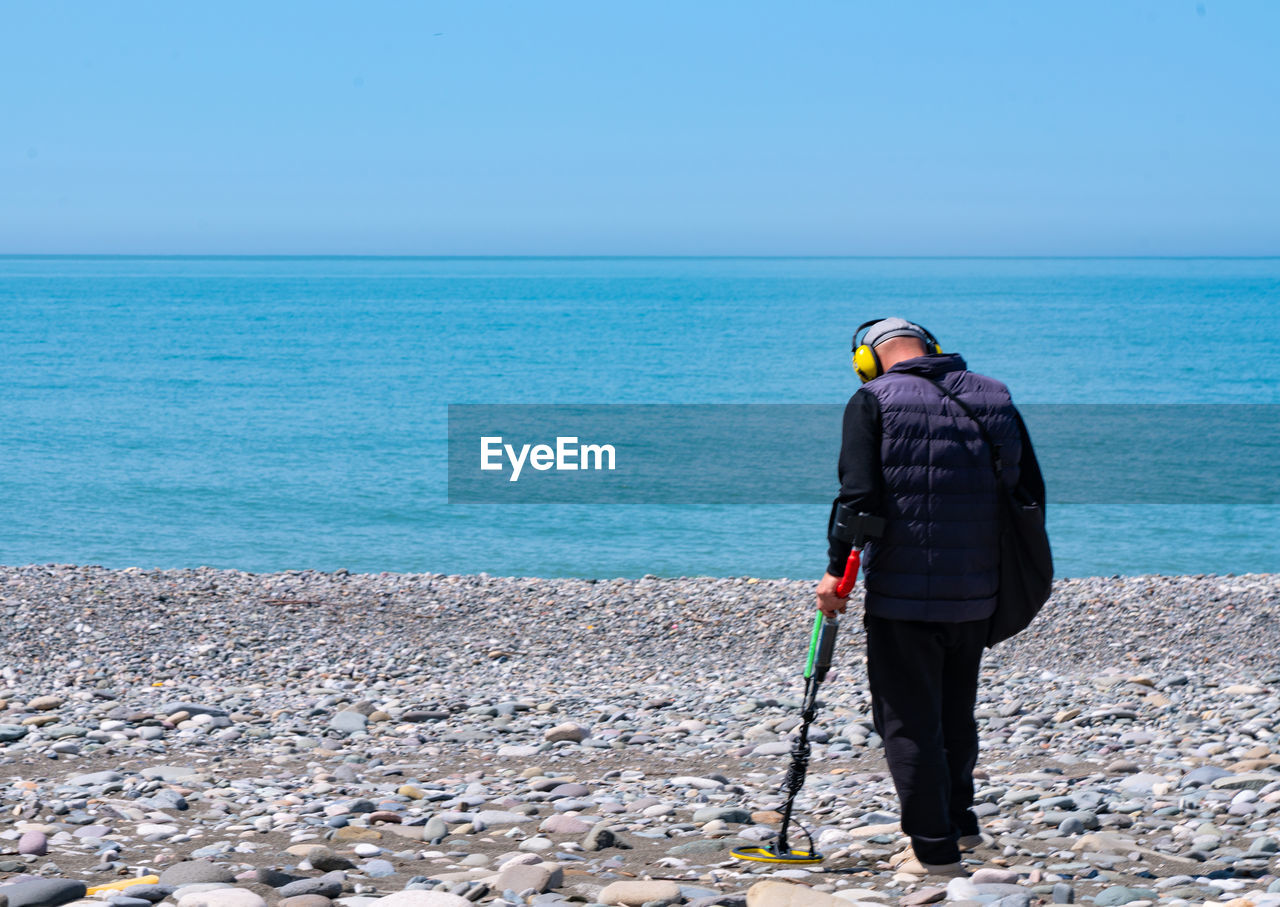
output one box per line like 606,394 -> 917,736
816,317 -> 1044,877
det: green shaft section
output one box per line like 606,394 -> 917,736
804,611 -> 824,679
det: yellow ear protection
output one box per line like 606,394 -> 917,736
851,319 -> 943,383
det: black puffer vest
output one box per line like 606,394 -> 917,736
861,354 -> 1021,621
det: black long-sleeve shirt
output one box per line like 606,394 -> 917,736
825,388 -> 1045,577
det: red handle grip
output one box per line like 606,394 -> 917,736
835,548 -> 861,598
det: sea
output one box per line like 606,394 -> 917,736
2,256 -> 1276,580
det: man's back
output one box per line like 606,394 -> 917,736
858,352 -> 1023,620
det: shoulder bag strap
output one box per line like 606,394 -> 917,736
914,375 -> 1004,479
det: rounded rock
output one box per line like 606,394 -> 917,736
373,893 -> 473,907
543,723 -> 588,744
17,830 -> 48,856
599,881 -> 683,907
176,890 -> 268,907
1,880 -> 87,907
159,863 -> 238,888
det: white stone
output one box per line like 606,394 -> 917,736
817,828 -> 857,847
490,861 -> 563,894
543,722 -> 588,743
746,881 -> 844,907
177,890 -> 268,907
498,852 -> 543,871
473,809 -> 533,825
945,878 -> 980,902
599,881 -> 683,906
538,814 -> 593,834
832,891 -> 891,902
372,893 -> 473,907
1223,684 -> 1267,695
138,823 -> 180,837
669,776 -> 724,789
849,822 -> 901,838
497,744 -> 541,757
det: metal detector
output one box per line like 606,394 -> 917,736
731,505 -> 882,865
730,610 -> 839,865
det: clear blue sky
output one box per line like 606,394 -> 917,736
3,2 -> 1277,255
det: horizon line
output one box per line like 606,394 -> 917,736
3,253 -> 1280,261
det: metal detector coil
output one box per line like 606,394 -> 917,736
729,846 -> 825,865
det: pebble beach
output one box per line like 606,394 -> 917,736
2,566 -> 1278,907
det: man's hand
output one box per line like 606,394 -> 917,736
816,571 -> 848,618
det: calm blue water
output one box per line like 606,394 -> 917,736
2,256 -> 1277,578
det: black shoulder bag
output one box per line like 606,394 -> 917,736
919,377 -> 1054,647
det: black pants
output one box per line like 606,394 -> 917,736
864,613 -> 987,865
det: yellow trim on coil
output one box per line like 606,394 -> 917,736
730,846 -> 824,865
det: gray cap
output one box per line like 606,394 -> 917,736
863,317 -> 930,349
